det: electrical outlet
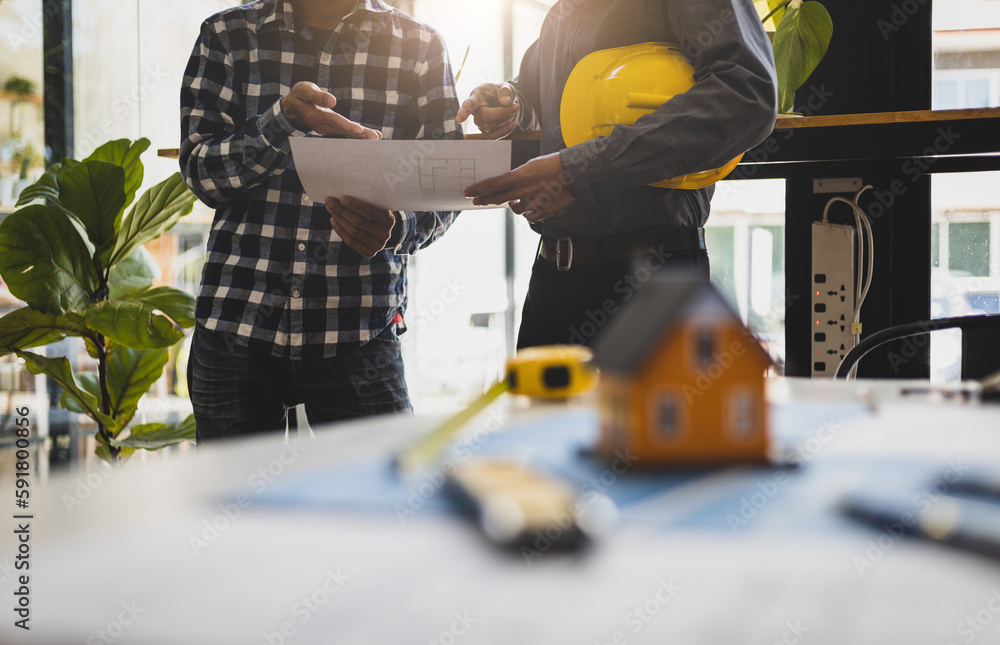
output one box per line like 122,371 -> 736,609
811,222 -> 856,378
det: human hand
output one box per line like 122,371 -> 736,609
281,82 -> 383,139
463,152 -> 576,223
326,196 -> 397,257
455,82 -> 520,140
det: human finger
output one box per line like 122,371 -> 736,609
456,83 -> 506,123
309,110 -> 380,139
328,205 -> 385,256
291,82 -> 337,109
327,198 -> 391,241
340,196 -> 394,228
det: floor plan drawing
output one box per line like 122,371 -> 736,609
419,158 -> 477,196
289,138 -> 512,211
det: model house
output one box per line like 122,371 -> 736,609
593,279 -> 773,467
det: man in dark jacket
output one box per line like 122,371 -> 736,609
458,0 -> 777,348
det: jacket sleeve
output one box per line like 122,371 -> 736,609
560,0 -> 778,200
389,30 -> 465,256
179,19 -> 303,208
509,38 -> 543,132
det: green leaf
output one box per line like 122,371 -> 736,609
0,308 -> 93,356
16,350 -> 120,432
110,173 -> 197,268
83,299 -> 185,349
85,138 -> 150,212
105,344 -> 169,427
57,159 -> 127,266
111,414 -> 197,450
15,163 -> 62,207
60,372 -> 101,414
96,444 -> 135,465
108,245 -> 160,299
129,287 -> 197,328
0,205 -> 100,315
773,1 -> 834,114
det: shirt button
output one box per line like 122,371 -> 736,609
321,53 -> 331,64
303,196 -> 312,205
298,243 -> 306,251
292,290 -> 301,299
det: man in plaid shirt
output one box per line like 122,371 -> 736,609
180,0 -> 462,441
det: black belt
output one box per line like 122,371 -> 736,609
539,227 -> 706,271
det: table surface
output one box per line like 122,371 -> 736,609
2,378 -> 1000,645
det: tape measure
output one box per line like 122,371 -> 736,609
395,345 -> 598,475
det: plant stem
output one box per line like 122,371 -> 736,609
95,335 -> 119,460
96,266 -> 119,460
761,0 -> 792,26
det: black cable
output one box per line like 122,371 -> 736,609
836,315 -> 1000,379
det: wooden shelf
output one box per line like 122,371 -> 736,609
0,91 -> 43,105
739,108 -> 1000,179
773,107 -> 1000,130
158,108 -> 1000,177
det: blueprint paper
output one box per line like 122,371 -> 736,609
290,137 -> 513,211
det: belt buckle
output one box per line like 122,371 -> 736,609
555,237 -> 573,272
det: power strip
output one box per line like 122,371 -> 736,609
811,222 -> 856,378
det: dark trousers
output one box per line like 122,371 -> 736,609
517,249 -> 710,349
188,325 -> 411,442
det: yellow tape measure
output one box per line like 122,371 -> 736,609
396,345 -> 598,474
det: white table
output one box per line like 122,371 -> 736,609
3,379 -> 1000,645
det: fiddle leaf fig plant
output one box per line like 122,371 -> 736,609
760,0 -> 834,114
0,138 -> 199,465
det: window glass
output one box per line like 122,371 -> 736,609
729,389 -> 756,440
696,327 -> 715,366
406,0 -> 556,413
0,0 -> 45,211
709,180 -> 787,371
657,394 -> 679,440
933,79 -> 959,109
931,1 -> 1000,381
73,1 -> 244,187
949,222 -> 991,277
965,79 -> 990,107
0,0 -> 46,438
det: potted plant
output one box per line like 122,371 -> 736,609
0,138 -> 39,207
758,0 -> 834,114
14,155 -> 31,198
2,75 -> 38,134
2,75 -> 36,97
0,138 -> 200,464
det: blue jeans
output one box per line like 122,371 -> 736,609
188,325 -> 412,442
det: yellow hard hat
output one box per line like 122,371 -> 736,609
561,42 -> 742,190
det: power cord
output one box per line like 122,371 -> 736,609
835,315 -> 1000,378
822,185 -> 875,379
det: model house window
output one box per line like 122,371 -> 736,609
696,326 -> 715,366
658,394 -> 680,441
729,389 -> 757,440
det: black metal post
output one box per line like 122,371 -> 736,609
42,0 -> 74,165
503,0 -> 517,356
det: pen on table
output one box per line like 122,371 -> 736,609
841,491 -> 1000,561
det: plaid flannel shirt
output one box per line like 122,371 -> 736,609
180,0 -> 462,359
